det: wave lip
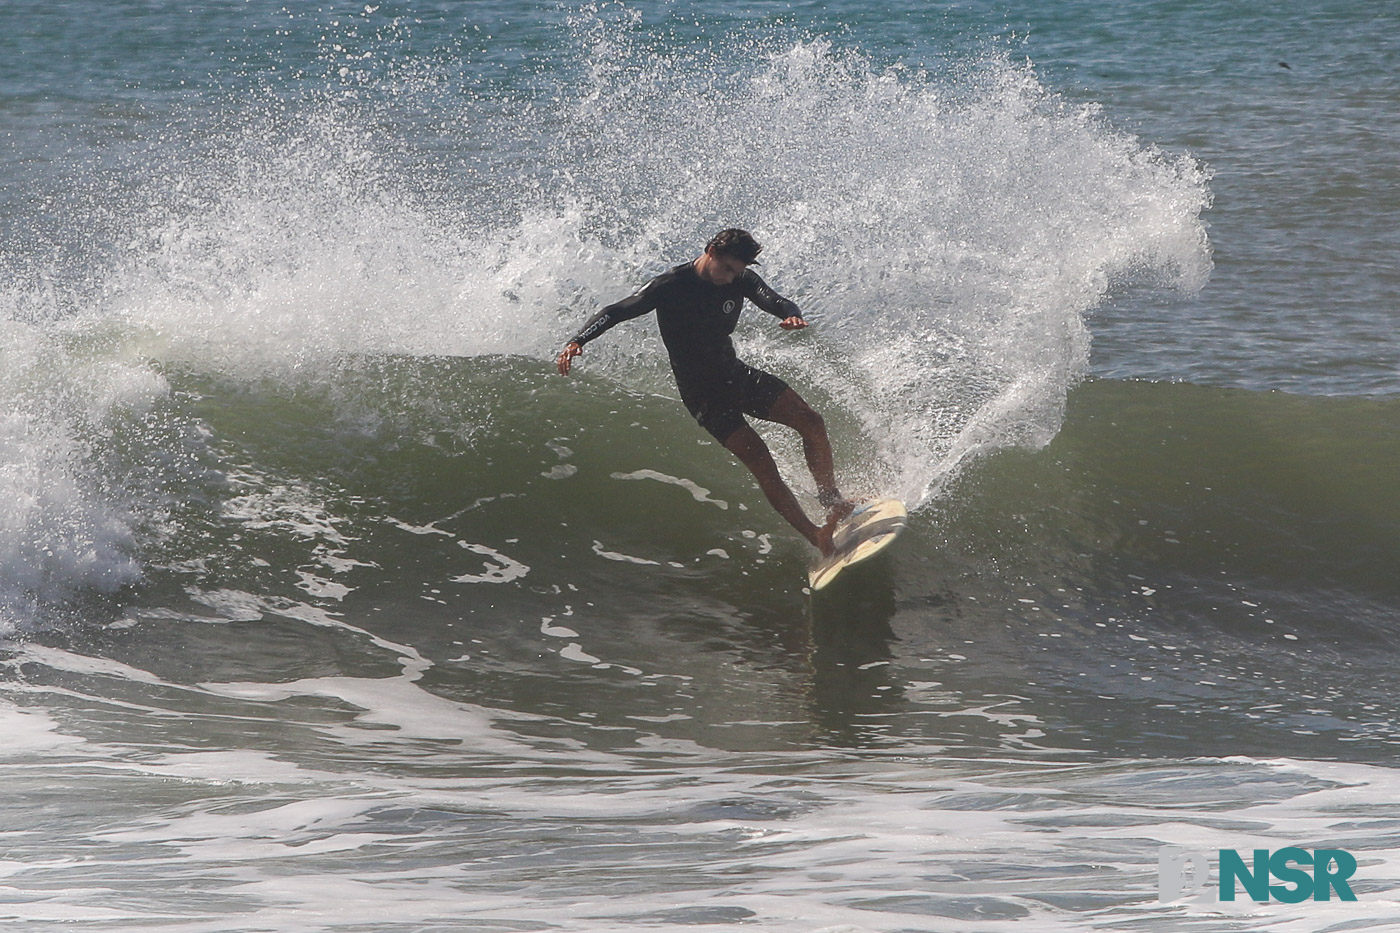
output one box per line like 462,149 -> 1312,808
541,18 -> 1214,504
0,314 -> 179,630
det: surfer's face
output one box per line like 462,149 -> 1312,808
697,250 -> 749,286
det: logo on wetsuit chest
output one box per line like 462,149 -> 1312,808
722,301 -> 744,330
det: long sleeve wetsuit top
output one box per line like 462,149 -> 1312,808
569,262 -> 802,396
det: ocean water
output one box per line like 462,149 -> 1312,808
2,1 -> 1398,930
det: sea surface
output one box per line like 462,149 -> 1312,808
2,1 -> 1398,930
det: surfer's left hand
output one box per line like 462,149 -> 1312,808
779,316 -> 807,330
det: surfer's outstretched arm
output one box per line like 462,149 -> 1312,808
556,281 -> 661,375
738,269 -> 802,320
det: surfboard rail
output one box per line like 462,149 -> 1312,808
808,497 -> 907,591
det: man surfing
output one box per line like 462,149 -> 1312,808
555,229 -> 851,556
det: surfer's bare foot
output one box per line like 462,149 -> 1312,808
819,489 -> 856,523
814,514 -> 840,557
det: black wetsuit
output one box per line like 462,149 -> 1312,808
570,262 -> 804,442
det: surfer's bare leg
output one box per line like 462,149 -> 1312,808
760,389 -> 852,519
723,425 -> 836,555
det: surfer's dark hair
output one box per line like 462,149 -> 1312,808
705,228 -> 763,265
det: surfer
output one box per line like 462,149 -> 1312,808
556,228 -> 850,555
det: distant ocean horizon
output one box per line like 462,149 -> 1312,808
2,2 -> 1397,930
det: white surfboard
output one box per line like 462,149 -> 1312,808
808,497 -> 907,591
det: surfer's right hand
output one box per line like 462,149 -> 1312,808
556,342 -> 582,375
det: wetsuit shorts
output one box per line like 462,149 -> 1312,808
678,362 -> 790,443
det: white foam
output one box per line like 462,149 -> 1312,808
591,541 -> 661,566
560,643 -> 604,665
181,586 -> 432,681
0,317 -> 167,628
196,673 -> 519,748
295,571 -> 351,601
220,471 -> 351,546
15,644 -> 166,686
449,542 -> 530,584
5,642 -> 1400,933
540,617 -> 580,638
541,463 -> 578,480
0,699 -> 86,757
610,469 -> 729,509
